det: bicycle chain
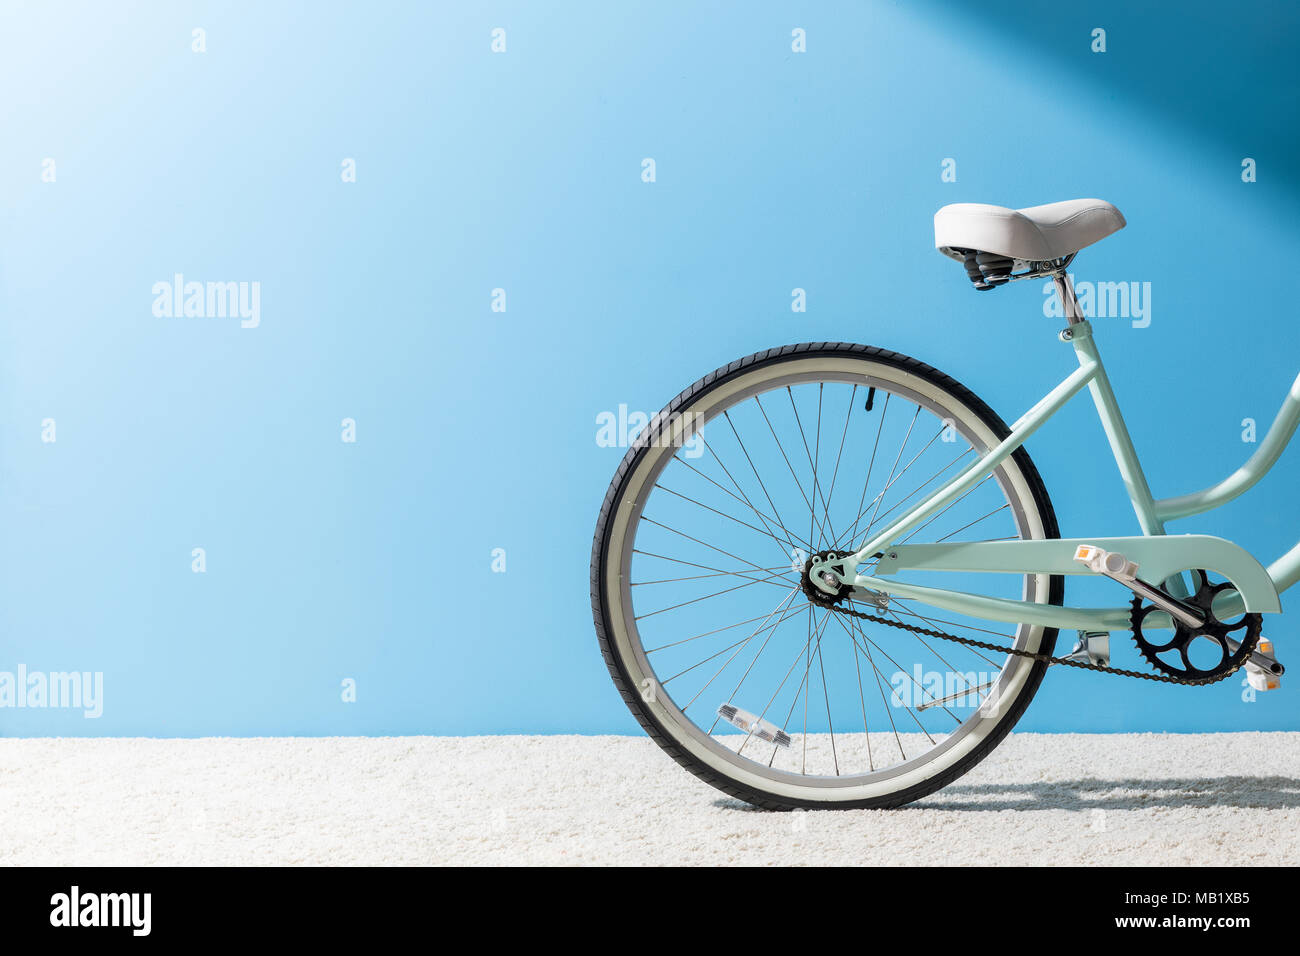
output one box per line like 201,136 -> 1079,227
824,600 -> 1250,687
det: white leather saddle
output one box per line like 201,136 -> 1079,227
935,198 -> 1126,263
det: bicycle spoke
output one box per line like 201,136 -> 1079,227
829,610 -> 954,730
671,452 -> 812,553
706,593 -> 809,734
897,474 -> 998,545
851,621 -> 875,771
821,384 -> 858,528
849,403 -> 921,551
847,391 -> 891,547
633,565 -> 791,587
814,622 -> 839,775
680,590 -> 803,710
858,405 -> 925,544
644,604 -> 808,654
729,605 -> 832,759
933,502 -> 1011,542
638,516 -> 778,578
661,588 -> 801,688
634,548 -> 780,578
721,411 -> 802,558
853,615 -> 907,763
753,394 -> 831,546
634,568 -> 793,620
883,606 -> 1003,685
654,483 -> 801,551
786,384 -> 838,548
833,445 -> 974,551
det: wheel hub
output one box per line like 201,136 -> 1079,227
801,550 -> 851,608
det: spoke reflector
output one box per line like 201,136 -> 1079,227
717,703 -> 792,748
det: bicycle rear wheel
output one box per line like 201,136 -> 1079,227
591,343 -> 1064,809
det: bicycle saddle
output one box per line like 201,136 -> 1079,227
934,198 -> 1126,263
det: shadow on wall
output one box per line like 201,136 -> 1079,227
925,0 -> 1300,199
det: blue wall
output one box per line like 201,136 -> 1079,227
2,0 -> 1297,735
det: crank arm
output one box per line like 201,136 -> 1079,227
1073,545 -> 1206,627
1124,577 -> 1204,629
1222,634 -> 1285,676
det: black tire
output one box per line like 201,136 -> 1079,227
591,343 -> 1064,810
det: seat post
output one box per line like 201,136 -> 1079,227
1052,272 -> 1086,325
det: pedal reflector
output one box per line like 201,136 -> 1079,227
1246,638 -> 1281,691
1073,544 -> 1139,579
717,703 -> 792,748
1246,667 -> 1281,692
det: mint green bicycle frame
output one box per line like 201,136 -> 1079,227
816,276 -> 1300,634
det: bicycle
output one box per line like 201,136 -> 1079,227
590,198 -> 1293,810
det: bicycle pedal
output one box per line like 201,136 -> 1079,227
1073,544 -> 1204,628
1073,544 -> 1139,579
717,703 -> 792,748
1245,637 -> 1282,691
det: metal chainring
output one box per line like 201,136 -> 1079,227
1130,569 -> 1261,681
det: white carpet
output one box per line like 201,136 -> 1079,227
1,733 -> 1296,866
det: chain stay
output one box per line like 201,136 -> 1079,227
826,601 -> 1251,687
